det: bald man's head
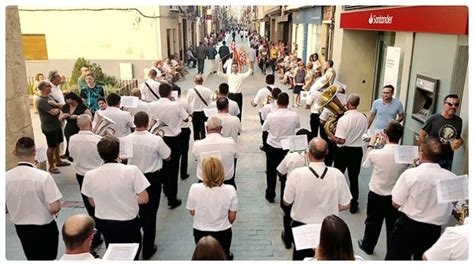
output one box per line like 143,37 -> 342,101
77,114 -> 92,130
131,87 -> 141,98
308,137 -> 328,161
62,214 -> 95,252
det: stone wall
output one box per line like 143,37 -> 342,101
5,6 -> 34,170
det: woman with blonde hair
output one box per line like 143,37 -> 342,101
186,156 -> 238,260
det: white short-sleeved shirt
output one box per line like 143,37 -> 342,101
60,253 -> 98,260
139,78 -> 161,102
69,131 -> 103,176
127,100 -> 150,118
262,108 -> 300,149
82,163 -> 150,221
217,68 -> 252,94
125,131 -> 171,173
186,183 -> 238,231
95,106 -> 135,138
284,162 -> 352,224
50,84 -> 65,105
253,86 -> 275,111
260,102 -> 278,122
177,97 -> 193,128
423,224 -> 468,260
149,98 -> 189,137
209,97 -> 240,117
362,144 -> 409,196
214,113 -> 241,143
335,110 -> 368,147
306,90 -> 322,114
6,163 -> 63,225
191,133 -> 238,181
277,151 -> 307,176
187,85 -> 213,112
392,163 -> 455,225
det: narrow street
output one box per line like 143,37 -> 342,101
6,35 -> 385,261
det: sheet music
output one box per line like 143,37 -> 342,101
394,145 -> 418,164
103,243 -> 139,260
35,147 -> 47,162
200,150 -> 222,162
119,136 -> 133,158
292,224 -> 321,251
120,96 -> 139,109
436,175 -> 469,203
289,135 -> 308,151
171,91 -> 179,100
203,108 -> 218,117
281,138 -> 290,150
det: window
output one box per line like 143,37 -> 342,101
22,34 -> 48,60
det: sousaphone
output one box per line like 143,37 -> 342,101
318,85 -> 346,136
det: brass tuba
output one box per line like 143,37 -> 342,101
148,118 -> 167,137
92,112 -> 116,137
211,89 -> 220,101
319,85 -> 346,136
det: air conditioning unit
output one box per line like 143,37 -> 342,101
169,6 -> 180,12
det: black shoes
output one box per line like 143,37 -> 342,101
259,145 -> 265,152
143,244 -> 158,260
350,202 -> 359,214
227,252 -> 234,260
168,199 -> 182,209
357,239 -> 373,255
180,174 -> 190,180
265,195 -> 275,203
281,231 -> 292,249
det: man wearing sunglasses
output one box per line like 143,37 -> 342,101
418,94 -> 463,170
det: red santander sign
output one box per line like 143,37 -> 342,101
340,6 -> 468,35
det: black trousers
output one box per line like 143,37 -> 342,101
162,135 -> 181,202
280,174 -> 292,243
15,220 -> 59,260
192,111 -> 207,140
179,127 -> 191,178
187,58 -> 196,67
193,227 -> 232,258
95,216 -> 142,260
139,170 -> 162,257
385,213 -> 441,260
309,113 -> 320,139
291,220 -> 314,260
228,93 -> 242,121
361,191 -> 400,253
197,59 -> 205,74
334,146 -> 363,206
265,145 -> 288,200
76,173 -> 103,245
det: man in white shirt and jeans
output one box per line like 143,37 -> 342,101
386,138 -> 457,260
125,111 -> 171,259
358,121 -> 409,255
6,137 -> 63,260
329,94 -> 368,214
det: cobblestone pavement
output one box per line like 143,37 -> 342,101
5,35 -> 387,261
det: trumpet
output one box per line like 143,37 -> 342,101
148,118 -> 167,137
93,112 -> 116,137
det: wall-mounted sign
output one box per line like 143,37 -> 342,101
340,6 -> 468,35
383,46 -> 401,92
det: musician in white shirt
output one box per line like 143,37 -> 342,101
94,93 -> 135,138
140,69 -> 161,102
214,97 -> 241,143
208,83 -> 240,117
186,75 -> 212,140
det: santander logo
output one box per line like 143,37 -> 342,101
368,13 -> 394,25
